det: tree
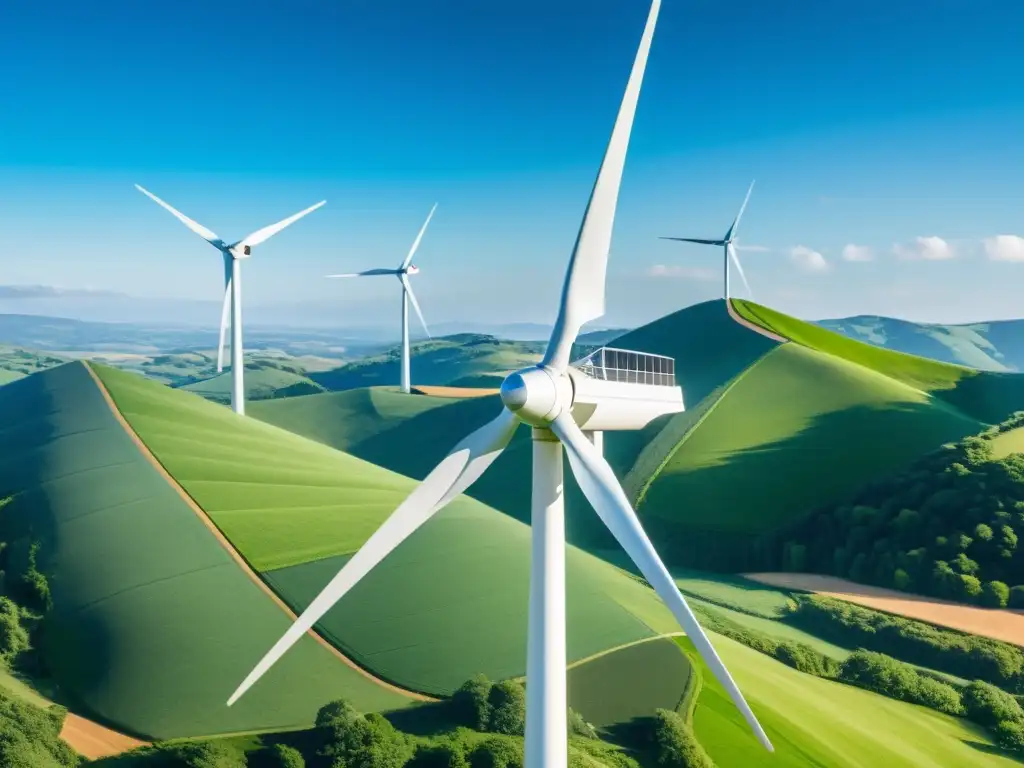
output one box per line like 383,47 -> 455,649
650,709 -> 713,768
269,744 -> 305,768
956,574 -> 983,602
452,675 -> 493,731
488,681 -> 526,736
893,568 -> 912,591
962,681 -> 1024,728
1010,586 -> 1024,609
994,720 -> 1024,753
316,702 -> 410,768
0,599 -> 27,660
413,742 -> 469,768
848,553 -> 868,583
316,699 -> 359,729
469,737 -> 523,768
952,553 -> 979,575
783,542 -> 807,572
975,523 -> 995,543
982,581 -> 1010,609
567,708 -> 597,739
167,740 -> 246,768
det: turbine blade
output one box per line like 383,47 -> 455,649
728,243 -> 753,298
217,257 -> 232,373
550,412 -> 773,752
541,0 -> 661,372
227,408 -> 519,706
326,269 -> 399,278
135,184 -> 222,245
401,275 -> 430,338
400,204 -> 438,270
659,237 -> 724,246
238,200 -> 326,249
724,180 -> 756,241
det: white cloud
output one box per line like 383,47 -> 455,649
842,244 -> 874,262
789,246 -> 829,273
645,265 -> 718,281
983,235 -> 1024,262
893,235 -> 955,260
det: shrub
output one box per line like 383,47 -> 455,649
994,720 -> 1024,753
469,737 -> 523,768
488,681 -> 526,736
315,698 -> 359,728
166,740 -> 245,768
0,692 -> 78,768
0,599 -> 27,660
412,742 -> 469,768
650,708 -> 713,768
16,544 -> 52,614
269,743 -> 305,768
962,681 -> 1024,728
316,702 -> 410,768
773,642 -> 839,678
838,650 -> 962,715
452,675 -> 493,731
568,708 -> 597,739
983,581 -> 1011,609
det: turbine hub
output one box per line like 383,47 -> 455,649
499,365 -> 571,427
407,265 -> 420,275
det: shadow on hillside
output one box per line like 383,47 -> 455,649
639,397 -> 982,572
963,739 -> 1024,765
939,369 -> 1024,425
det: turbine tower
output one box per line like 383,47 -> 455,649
136,185 -> 325,415
661,181 -> 756,300
327,204 -> 435,394
226,1 -> 774,765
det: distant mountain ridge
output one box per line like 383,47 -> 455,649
815,315 -> 1024,372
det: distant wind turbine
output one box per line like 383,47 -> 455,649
327,205 -> 436,394
661,182 -> 756,300
135,185 -> 325,415
227,2 -> 774,766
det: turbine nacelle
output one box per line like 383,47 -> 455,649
499,366 -> 573,428
227,243 -> 253,259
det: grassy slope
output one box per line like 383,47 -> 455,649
182,367 -> 325,403
0,363 -> 408,741
96,365 -> 682,698
310,335 -> 543,392
679,636 -> 1016,767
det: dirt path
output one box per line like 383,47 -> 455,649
726,299 -> 788,343
746,572 -> 1024,647
60,712 -> 147,760
412,385 -> 499,398
83,362 -> 436,706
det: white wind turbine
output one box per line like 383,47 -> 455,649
227,1 -> 773,765
135,185 -> 325,415
660,181 -> 756,300
325,204 -> 434,393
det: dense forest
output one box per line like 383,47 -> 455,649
761,414 -> 1024,607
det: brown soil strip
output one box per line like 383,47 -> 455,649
412,385 -> 499,398
60,712 -> 147,760
746,572 -> 1024,647
82,361 -> 435,703
726,299 -> 788,343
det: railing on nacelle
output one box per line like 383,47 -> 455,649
570,346 -> 677,388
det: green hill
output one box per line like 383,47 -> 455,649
254,300 -> 1024,572
818,314 -> 1024,372
181,365 -> 326,403
83,365 -> 691,729
0,363 -> 409,740
310,334 -> 544,391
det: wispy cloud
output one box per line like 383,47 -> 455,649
735,244 -> 771,253
893,236 -> 955,260
842,244 -> 874,262
0,285 -> 128,300
790,246 -> 829,273
645,265 -> 718,281
983,235 -> 1024,262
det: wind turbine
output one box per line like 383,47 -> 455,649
327,204 -> 436,394
226,1 -> 773,765
135,185 -> 325,415
661,181 -> 756,300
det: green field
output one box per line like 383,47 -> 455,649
566,638 -> 692,729
678,636 -> 1018,767
0,362 -> 411,740
95,364 -> 687,701
310,334 -> 543,392
182,366 -> 326,403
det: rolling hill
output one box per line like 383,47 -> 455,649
253,299 -> 1024,572
6,361 -> 695,740
818,314 -> 1024,372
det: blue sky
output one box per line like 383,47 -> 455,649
1,0 -> 1023,329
